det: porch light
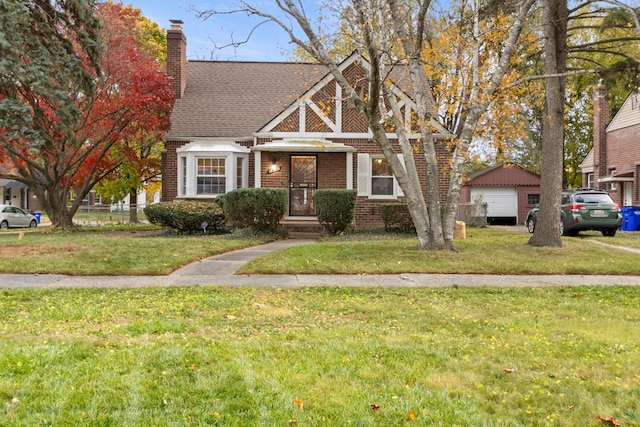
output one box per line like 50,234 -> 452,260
267,157 -> 281,174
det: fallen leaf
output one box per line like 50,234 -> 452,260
504,368 -> 517,373
370,404 -> 381,411
253,303 -> 266,309
289,420 -> 298,425
294,399 -> 304,410
408,411 -> 416,420
598,415 -> 621,426
224,314 -> 237,320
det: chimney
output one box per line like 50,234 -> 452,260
167,19 -> 187,99
593,82 -> 609,187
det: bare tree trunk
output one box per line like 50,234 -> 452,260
529,0 -> 567,247
129,187 -> 139,223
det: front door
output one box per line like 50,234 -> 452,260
624,182 -> 633,206
289,155 -> 317,215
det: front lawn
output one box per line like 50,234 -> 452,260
0,226 -> 270,275
2,226 -> 639,276
1,286 -> 638,426
239,228 -> 640,275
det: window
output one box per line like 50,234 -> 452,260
371,157 -> 394,196
197,157 -> 226,195
176,141 -> 250,198
527,194 -> 540,206
610,169 -> 617,191
181,157 -> 187,195
587,173 -> 594,189
236,157 -> 244,189
357,153 -> 402,199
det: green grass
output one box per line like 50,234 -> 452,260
0,226 -> 270,275
1,286 -> 639,426
2,226 -> 640,276
238,228 -> 640,275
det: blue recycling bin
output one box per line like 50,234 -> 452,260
33,212 -> 41,224
626,207 -> 640,231
620,207 -> 631,231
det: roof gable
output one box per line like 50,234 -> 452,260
464,163 -> 540,186
166,61 -> 326,139
608,91 -> 640,132
259,52 -> 449,137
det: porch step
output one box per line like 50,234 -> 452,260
282,217 -> 324,237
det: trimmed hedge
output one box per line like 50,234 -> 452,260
220,188 -> 287,232
143,201 -> 226,233
314,189 -> 357,235
379,203 -> 415,232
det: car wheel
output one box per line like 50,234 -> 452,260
30,220 -> 37,228
560,220 -> 565,236
0,221 -> 8,230
602,228 -> 617,237
526,217 -> 535,233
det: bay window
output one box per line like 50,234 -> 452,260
177,141 -> 249,198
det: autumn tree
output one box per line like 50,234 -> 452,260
0,0 -> 174,228
199,0 -> 536,250
93,2 -> 169,223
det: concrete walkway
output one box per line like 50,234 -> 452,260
1,239 -> 640,289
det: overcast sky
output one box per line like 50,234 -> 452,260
125,0 -> 300,61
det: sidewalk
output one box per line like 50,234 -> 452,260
1,239 -> 640,289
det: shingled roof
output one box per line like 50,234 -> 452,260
166,61 -> 327,140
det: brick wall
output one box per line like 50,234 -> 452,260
593,83 -> 609,187
166,25 -> 186,99
605,125 -> 640,205
162,140 -> 188,202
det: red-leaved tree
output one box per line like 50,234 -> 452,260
0,0 -> 174,228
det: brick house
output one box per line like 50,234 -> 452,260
162,21 -> 451,229
581,84 -> 640,206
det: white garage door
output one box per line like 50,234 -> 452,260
470,187 -> 517,217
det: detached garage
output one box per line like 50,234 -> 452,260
459,164 -> 541,225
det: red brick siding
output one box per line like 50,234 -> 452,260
604,124 -> 640,205
593,84 -> 609,188
272,110 -> 299,132
318,153 -> 347,188
305,106 -> 333,132
166,29 -> 186,99
162,140 -> 189,201
311,84 -> 336,123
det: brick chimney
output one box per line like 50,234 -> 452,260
593,82 -> 609,187
166,20 -> 187,99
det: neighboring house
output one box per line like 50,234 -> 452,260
162,21 -> 452,228
0,163 -> 40,211
0,178 -> 34,211
581,84 -> 640,206
459,163 -> 541,225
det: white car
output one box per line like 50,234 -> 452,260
0,204 -> 38,229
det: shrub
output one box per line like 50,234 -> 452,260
222,188 -> 287,233
314,189 -> 357,235
379,203 -> 415,232
143,201 -> 226,233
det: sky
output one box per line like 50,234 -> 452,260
125,0 -> 302,61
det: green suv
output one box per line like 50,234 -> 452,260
525,189 -> 622,237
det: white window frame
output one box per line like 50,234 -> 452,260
196,157 -> 227,195
357,153 -> 404,199
177,141 -> 249,198
587,173 -> 594,189
610,169 -> 617,191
